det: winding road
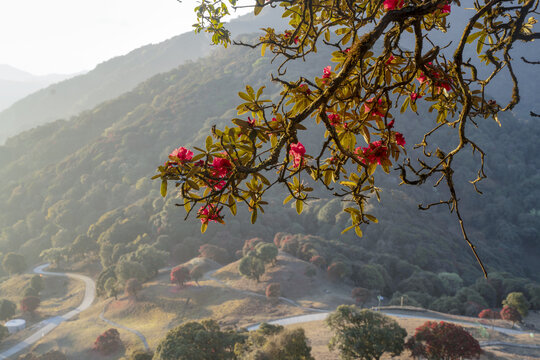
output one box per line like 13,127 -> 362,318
0,264 -> 95,359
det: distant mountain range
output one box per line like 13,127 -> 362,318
0,10 -> 286,144
0,64 -> 78,112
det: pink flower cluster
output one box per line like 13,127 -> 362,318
211,156 -> 232,178
169,147 -> 193,163
289,142 -> 306,168
395,132 -> 406,146
328,113 -> 341,126
322,66 -> 332,79
357,141 -> 389,165
364,98 -> 385,117
417,64 -> 452,93
198,204 -> 221,224
383,0 -> 404,11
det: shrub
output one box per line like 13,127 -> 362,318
309,255 -> 326,269
255,243 -> 278,265
0,299 -> 16,321
266,283 -> 281,299
0,324 -> 8,343
327,305 -> 407,360
20,296 -> 40,314
130,350 -> 154,360
93,328 -> 122,355
235,326 -> 314,360
405,321 -> 482,360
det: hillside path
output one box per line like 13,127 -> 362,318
0,264 -> 95,359
99,300 -> 150,351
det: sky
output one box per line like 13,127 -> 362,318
0,0 -> 251,76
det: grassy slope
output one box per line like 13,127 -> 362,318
0,274 -> 84,353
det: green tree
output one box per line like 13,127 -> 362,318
189,264 -> 205,286
115,260 -> 147,283
0,299 -> 16,321
131,244 -> 168,277
104,277 -> 119,300
255,243 -> 278,266
39,248 -> 66,267
125,278 -> 143,299
236,328 -> 314,360
155,0 -> 539,278
238,255 -> 265,282
30,275 -> 44,293
153,320 -> 244,360
2,252 -> 26,275
327,305 -> 407,360
502,292 -> 530,317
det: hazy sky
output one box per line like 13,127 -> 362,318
0,0 -> 250,76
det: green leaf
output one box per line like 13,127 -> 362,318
160,181 -> 167,197
251,209 -> 258,224
355,226 -> 363,237
283,194 -> 293,205
466,31 -> 483,44
201,221 -> 208,234
238,92 -> 251,102
205,136 -> 213,151
295,199 -> 304,214
365,214 -> 378,223
341,225 -> 355,234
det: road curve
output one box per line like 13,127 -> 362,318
0,264 -> 96,359
246,309 -> 535,338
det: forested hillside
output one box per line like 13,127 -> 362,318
0,28 -> 538,314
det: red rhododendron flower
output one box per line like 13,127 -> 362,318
387,120 -> 395,129
416,72 -> 427,85
198,204 -> 221,224
170,147 -> 193,163
441,4 -> 451,13
299,83 -> 312,95
383,0 -> 404,11
357,141 -> 389,165
322,66 -> 332,79
271,117 -> 277,122
364,97 -> 385,117
328,113 -> 341,126
211,157 -> 232,177
385,55 -> 395,65
247,117 -> 256,126
410,92 -> 422,102
395,132 -> 406,146
290,142 -> 306,168
343,48 -> 351,54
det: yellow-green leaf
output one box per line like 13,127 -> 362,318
355,226 -> 363,237
296,199 -> 304,214
201,221 -> 208,233
160,181 -> 167,197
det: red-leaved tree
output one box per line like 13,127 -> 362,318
20,296 -> 40,315
309,255 -> 326,269
351,287 -> 370,308
500,305 -> 522,327
266,283 -> 281,299
170,266 -> 190,287
405,321 -> 482,360
93,328 -> 122,355
478,308 -> 499,320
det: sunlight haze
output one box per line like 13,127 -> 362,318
0,0 -> 250,75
